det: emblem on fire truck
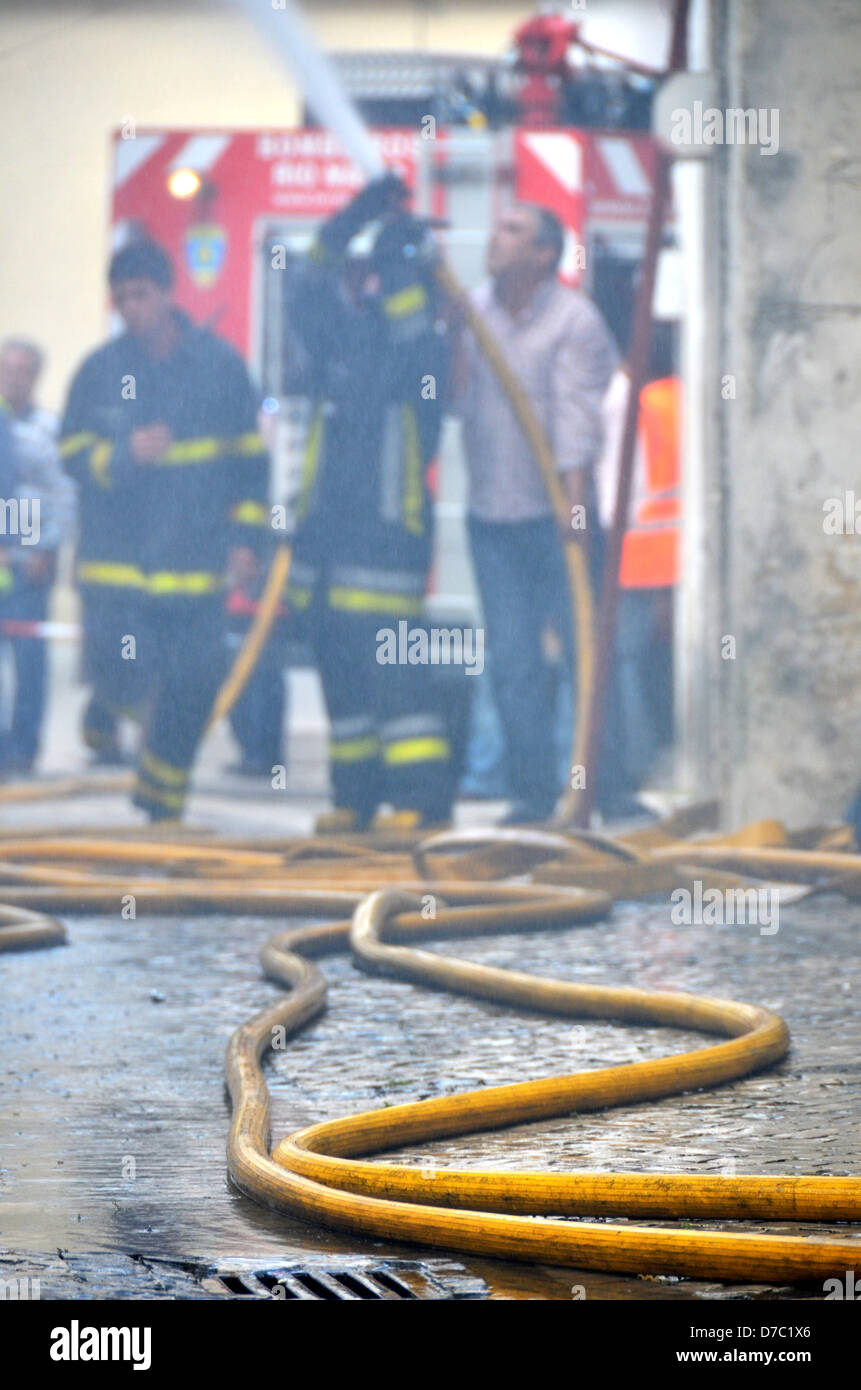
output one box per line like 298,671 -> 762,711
184,223 -> 228,288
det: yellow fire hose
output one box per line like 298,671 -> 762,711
208,544 -> 293,728
2,816 -> 859,1283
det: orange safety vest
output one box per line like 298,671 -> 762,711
619,376 -> 681,589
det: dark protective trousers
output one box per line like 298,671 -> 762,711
227,629 -> 287,769
81,588 -> 227,817
305,587 -> 456,826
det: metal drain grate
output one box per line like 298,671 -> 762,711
211,1267 -> 413,1300
201,1257 -> 487,1300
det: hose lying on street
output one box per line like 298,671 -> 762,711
1,807 -> 860,1283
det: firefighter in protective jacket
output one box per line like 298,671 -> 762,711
60,240 -> 270,819
287,175 -> 454,832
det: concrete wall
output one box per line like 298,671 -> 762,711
711,0 -> 861,825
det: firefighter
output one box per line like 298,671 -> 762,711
286,174 -> 454,833
60,240 -> 270,820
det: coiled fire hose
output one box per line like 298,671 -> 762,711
2,815 -> 859,1283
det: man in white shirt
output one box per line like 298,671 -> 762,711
455,203 -> 617,822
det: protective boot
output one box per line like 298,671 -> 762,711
370,808 -> 451,834
314,807 -> 362,835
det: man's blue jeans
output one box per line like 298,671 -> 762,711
468,514 -> 574,815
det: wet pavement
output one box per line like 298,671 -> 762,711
3,847 -> 860,1300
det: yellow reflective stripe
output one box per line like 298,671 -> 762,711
135,779 -> 185,811
0,567 -> 13,592
141,750 -> 188,786
78,561 -> 145,587
329,735 -> 380,764
383,285 -> 427,319
231,500 -> 268,525
160,437 -> 222,464
61,434 -> 112,484
297,410 -> 323,521
90,438 -> 113,487
401,404 -> 424,537
383,736 -> 450,766
233,431 -> 267,457
147,571 -> 221,595
60,431 -> 97,458
327,586 -> 423,616
131,433 -> 268,465
77,563 -> 222,594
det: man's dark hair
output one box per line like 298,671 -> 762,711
109,240 -> 175,290
522,203 -> 566,273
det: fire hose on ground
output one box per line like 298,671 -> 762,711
1,813 -> 860,1283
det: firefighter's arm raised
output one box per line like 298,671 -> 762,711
315,173 -> 407,260
287,174 -> 409,382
